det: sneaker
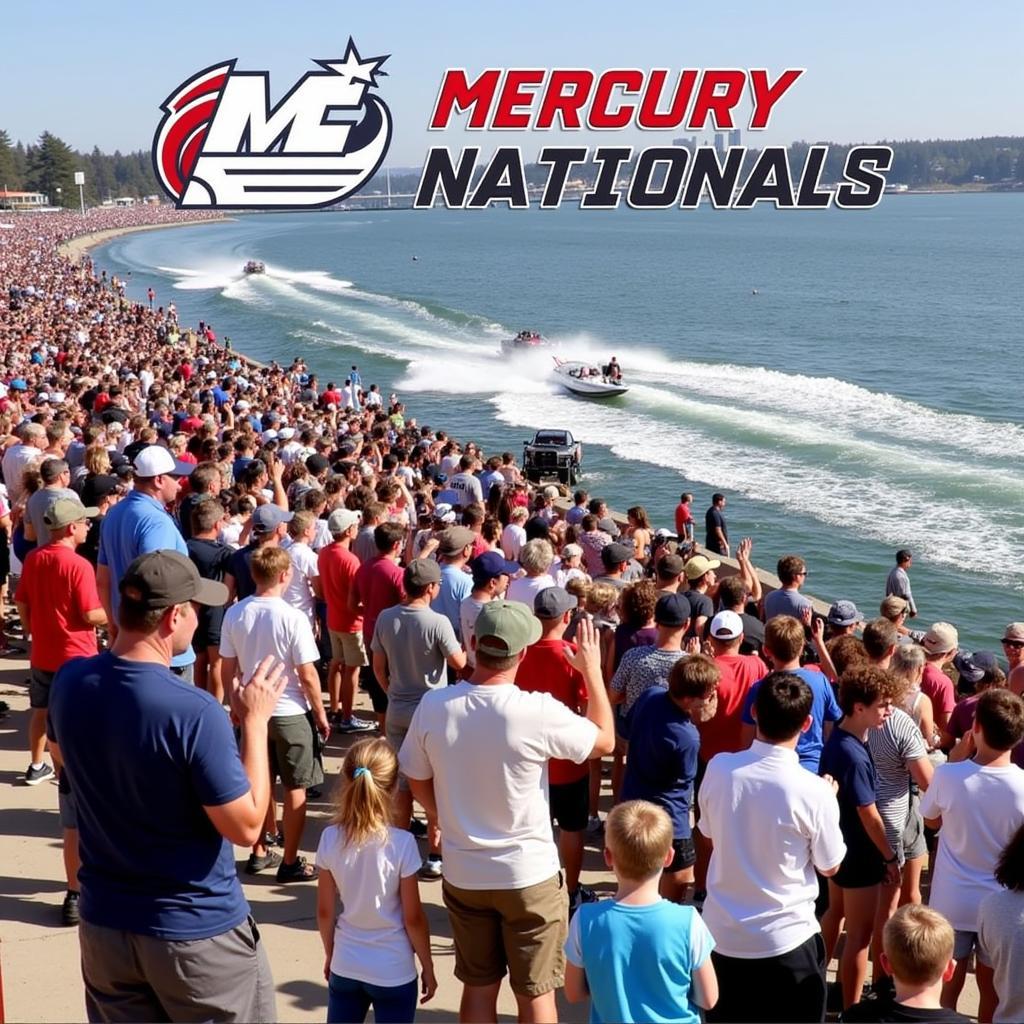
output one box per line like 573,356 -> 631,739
335,715 -> 377,733
418,857 -> 443,879
586,815 -> 604,834
408,818 -> 428,838
25,763 -> 55,786
569,885 -> 598,913
61,890 -> 80,927
276,856 -> 317,883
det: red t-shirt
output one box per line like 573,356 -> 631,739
16,544 -> 101,672
353,555 -> 406,645
319,542 -> 364,634
674,502 -> 693,535
922,663 -> 956,725
697,653 -> 769,761
517,638 -> 589,784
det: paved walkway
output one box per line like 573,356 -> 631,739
0,651 -> 979,1022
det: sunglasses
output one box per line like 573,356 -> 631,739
1002,639 -> 1024,649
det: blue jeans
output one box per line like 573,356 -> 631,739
327,973 -> 417,1024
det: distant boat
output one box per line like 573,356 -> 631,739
553,359 -> 629,398
243,260 -> 265,274
500,329 -> 549,355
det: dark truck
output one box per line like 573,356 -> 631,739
522,429 -> 582,485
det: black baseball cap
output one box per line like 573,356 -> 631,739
119,551 -> 228,610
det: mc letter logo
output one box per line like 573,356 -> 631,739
153,40 -> 391,209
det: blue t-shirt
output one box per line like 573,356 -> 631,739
741,668 -> 843,773
763,587 -> 812,621
97,490 -> 195,667
431,564 -> 473,640
565,899 -> 714,1024
621,688 -> 699,839
47,652 -> 251,939
819,726 -> 882,870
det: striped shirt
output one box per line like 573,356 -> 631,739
867,707 -> 927,859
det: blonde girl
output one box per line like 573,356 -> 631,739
316,739 -> 436,1023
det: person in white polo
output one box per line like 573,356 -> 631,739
698,671 -> 846,1024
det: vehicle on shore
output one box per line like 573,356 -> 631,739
523,429 -> 582,485
501,329 -> 548,354
553,358 -> 629,398
243,260 -> 265,274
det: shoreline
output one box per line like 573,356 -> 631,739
57,215 -> 232,262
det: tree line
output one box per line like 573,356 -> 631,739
1,129 -> 1022,210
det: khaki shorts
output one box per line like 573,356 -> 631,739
268,714 -> 323,791
328,629 -> 368,668
441,872 -> 567,996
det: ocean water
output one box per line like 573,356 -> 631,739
92,196 -> 1024,650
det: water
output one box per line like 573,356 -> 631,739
92,196 -> 1024,651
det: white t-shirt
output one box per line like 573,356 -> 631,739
698,740 -> 846,958
501,522 -> 527,561
919,760 -> 1024,931
283,541 -> 319,625
315,824 -> 421,986
505,573 -> 554,608
398,681 -> 598,890
459,595 -> 488,668
220,595 -> 320,717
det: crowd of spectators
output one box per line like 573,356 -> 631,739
3,208 -> 1024,1024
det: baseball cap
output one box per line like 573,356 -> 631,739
262,429 -> 279,443
561,543 -> 583,560
80,474 -> 121,507
306,453 -> 330,475
654,527 -> 674,539
43,496 -> 99,530
252,504 -> 293,534
327,508 -> 361,534
921,622 -> 959,655
657,552 -> 685,578
119,550 -> 228,610
405,558 -> 442,589
474,600 -> 542,658
684,555 -> 720,580
534,587 -> 577,619
827,600 -> 863,627
471,550 -> 519,586
278,426 -> 295,440
953,650 -> 999,686
601,542 -> 633,568
880,595 -> 909,618
439,525 -> 476,557
1003,623 -> 1024,643
433,503 -> 457,524
655,593 -> 691,628
132,445 -> 195,478
9,379 -> 27,391
709,610 -> 744,641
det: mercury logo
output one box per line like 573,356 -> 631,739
153,40 -> 392,209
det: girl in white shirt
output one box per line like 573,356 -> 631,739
316,739 -> 436,1023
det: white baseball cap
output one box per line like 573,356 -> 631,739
328,508 -> 361,534
709,610 -> 744,641
132,445 -> 195,478
278,427 -> 295,440
262,429 -> 278,442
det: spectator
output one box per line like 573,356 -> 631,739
704,493 -> 728,556
920,623 -> 959,735
430,525 -> 476,641
764,555 -> 811,621
979,822 -> 1024,1024
675,491 -> 694,542
459,550 -> 518,669
885,549 -> 917,618
681,555 -> 719,636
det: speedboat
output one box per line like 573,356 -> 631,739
553,359 -> 629,397
501,329 -> 548,354
243,260 -> 265,275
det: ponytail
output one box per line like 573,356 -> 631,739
333,737 -> 398,846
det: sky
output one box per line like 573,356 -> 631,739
3,0 -> 1022,167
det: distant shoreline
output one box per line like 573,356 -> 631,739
57,216 -> 231,262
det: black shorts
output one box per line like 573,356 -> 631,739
360,664 -> 388,714
668,836 -> 696,873
834,848 -> 885,890
549,774 -> 589,833
29,667 -> 56,709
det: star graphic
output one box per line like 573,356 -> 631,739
315,39 -> 389,87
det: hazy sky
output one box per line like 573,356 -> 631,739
3,1 -> 1021,166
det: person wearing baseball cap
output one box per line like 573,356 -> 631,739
372,558 -> 466,879
97,447 -> 200,677
225,503 -> 293,602
1001,623 -> 1024,675
431,526 -> 477,643
47,549 -> 283,1021
398,608 -> 613,1021
461,551 -> 519,668
682,555 -> 720,637
655,551 -> 687,596
827,600 -> 863,637
920,623 -> 960,735
318,507 -> 375,735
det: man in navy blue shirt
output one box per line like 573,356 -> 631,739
48,550 -> 286,1023
622,654 -> 721,902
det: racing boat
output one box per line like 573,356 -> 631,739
243,260 -> 265,274
501,329 -> 548,354
553,359 -> 629,397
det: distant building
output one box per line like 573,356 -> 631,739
672,136 -> 698,152
0,190 -> 48,211
714,134 -> 727,159
728,128 -> 742,147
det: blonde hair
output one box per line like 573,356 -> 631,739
334,738 -> 398,846
883,905 -> 954,986
586,581 -> 619,616
605,800 -> 673,881
288,510 -> 315,540
250,545 -> 291,585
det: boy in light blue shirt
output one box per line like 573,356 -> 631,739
564,800 -> 718,1024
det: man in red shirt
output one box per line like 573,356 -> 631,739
674,491 -> 694,541
920,622 -> 958,735
517,586 -> 594,910
318,507 -> 375,734
16,496 -> 107,925
350,521 -> 406,725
